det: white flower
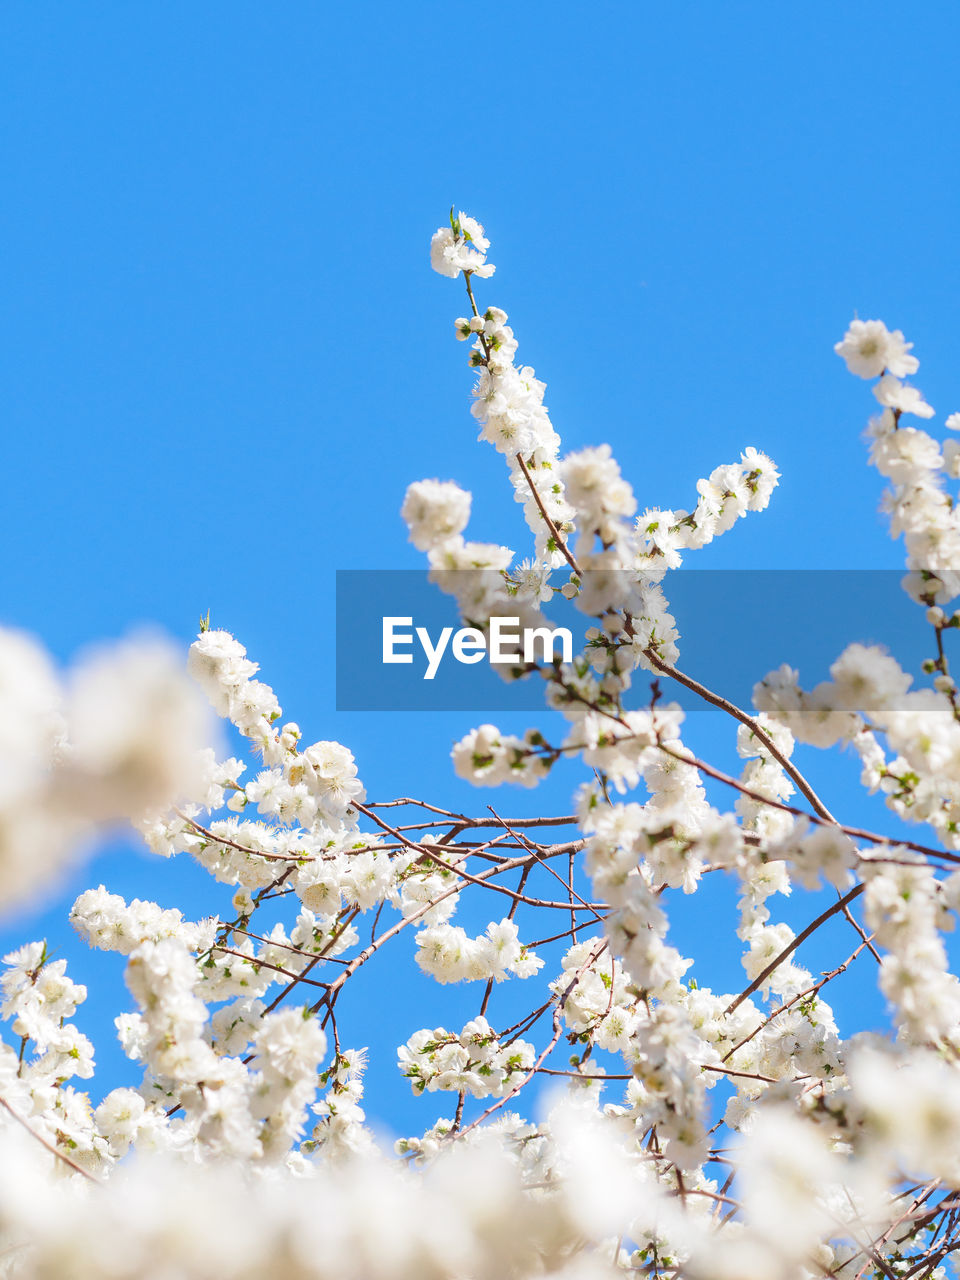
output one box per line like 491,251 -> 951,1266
429,211 -> 495,279
402,479 -> 472,551
60,635 -> 214,822
834,318 -> 919,379
252,1006 -> 327,1082
873,373 -> 934,418
510,558 -> 554,603
187,629 -> 257,715
452,724 -> 510,786
458,213 -> 489,251
95,1087 -> 146,1153
829,643 -> 912,711
561,445 -> 636,530
870,424 -> 942,481
739,446 -> 780,510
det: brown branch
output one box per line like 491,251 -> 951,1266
724,883 -> 865,1015
515,452 -> 582,576
641,649 -> 838,824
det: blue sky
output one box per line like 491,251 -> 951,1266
1,3 -> 959,1137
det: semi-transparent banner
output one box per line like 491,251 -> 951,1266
335,569 -> 934,712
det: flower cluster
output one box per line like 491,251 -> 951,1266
2,216 -> 960,1280
0,630 -> 212,903
836,317 -> 960,601
415,918 -> 544,984
398,1016 -> 536,1098
451,723 -> 551,787
430,210 -> 495,279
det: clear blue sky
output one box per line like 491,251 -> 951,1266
1,2 -> 959,1138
